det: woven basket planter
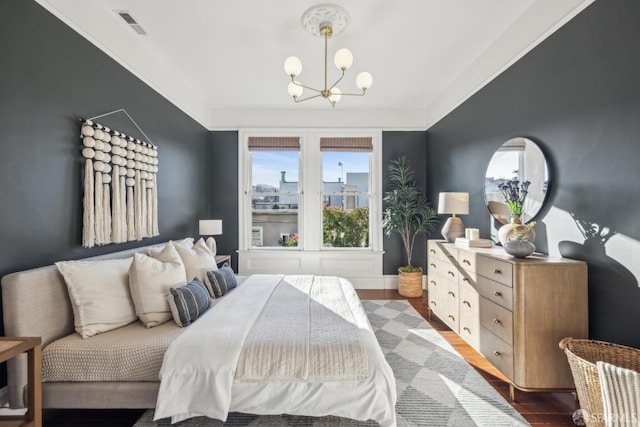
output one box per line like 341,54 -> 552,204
559,337 -> 640,427
398,269 -> 423,297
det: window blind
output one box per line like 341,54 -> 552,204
319,137 -> 373,152
248,137 -> 300,151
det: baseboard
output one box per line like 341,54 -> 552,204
381,274 -> 427,290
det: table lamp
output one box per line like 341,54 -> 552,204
199,219 -> 222,256
438,192 -> 469,242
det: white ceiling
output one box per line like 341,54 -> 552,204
37,0 -> 594,130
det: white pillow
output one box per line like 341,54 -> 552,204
129,243 -> 187,328
171,238 -> 217,282
147,238 -> 194,258
56,258 -> 137,338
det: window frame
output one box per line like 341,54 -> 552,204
238,129 -> 382,253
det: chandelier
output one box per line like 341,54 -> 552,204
283,4 -> 373,107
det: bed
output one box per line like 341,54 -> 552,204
154,274 -> 397,426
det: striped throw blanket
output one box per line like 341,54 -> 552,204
234,275 -> 368,382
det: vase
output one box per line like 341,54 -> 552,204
503,238 -> 536,258
498,217 -> 536,245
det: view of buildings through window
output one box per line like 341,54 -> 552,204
250,150 -> 370,248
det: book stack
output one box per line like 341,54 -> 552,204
454,237 -> 493,248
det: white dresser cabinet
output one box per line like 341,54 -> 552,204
427,240 -> 588,399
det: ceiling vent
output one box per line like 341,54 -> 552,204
116,11 -> 147,35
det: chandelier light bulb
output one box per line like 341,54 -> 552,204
328,87 -> 342,104
334,48 -> 353,70
288,81 -> 304,98
284,56 -> 303,77
356,71 -> 373,90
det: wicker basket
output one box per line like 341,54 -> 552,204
559,337 -> 640,427
397,269 -> 423,297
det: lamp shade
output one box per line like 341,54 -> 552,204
437,192 -> 469,215
284,56 -> 302,77
199,219 -> 222,236
328,87 -> 342,104
356,71 -> 373,90
288,81 -> 303,98
334,48 -> 353,70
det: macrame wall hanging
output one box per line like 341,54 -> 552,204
80,109 -> 159,248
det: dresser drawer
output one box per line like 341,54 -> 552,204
459,281 -> 480,350
475,275 -> 513,311
480,327 -> 514,380
428,257 -> 459,282
457,249 -> 479,273
479,297 -> 513,345
477,256 -> 513,287
428,240 -> 458,263
427,273 -> 447,320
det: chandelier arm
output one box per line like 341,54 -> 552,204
334,89 -> 367,97
290,78 -> 323,94
294,93 -> 324,103
328,69 -> 346,91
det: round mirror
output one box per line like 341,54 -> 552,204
484,137 -> 549,224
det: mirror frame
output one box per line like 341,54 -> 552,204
483,137 -> 550,224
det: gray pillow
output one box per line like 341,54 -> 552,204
168,279 -> 211,327
204,264 -> 237,298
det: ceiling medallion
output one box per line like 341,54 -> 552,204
283,4 -> 373,107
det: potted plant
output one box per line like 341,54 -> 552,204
382,157 -> 439,297
497,179 -> 536,244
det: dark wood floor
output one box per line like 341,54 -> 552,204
42,290 -> 578,426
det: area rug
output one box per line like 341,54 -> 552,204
134,300 -> 529,426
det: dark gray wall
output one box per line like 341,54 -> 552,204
382,131 -> 432,274
0,0 -> 209,336
427,0 -> 640,347
209,131 -> 240,270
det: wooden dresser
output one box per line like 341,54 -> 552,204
427,239 -> 588,399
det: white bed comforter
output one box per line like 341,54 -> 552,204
154,274 -> 397,426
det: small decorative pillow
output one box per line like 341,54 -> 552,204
203,264 -> 237,298
56,257 -> 137,338
168,279 -> 211,327
129,243 -> 186,328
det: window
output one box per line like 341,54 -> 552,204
239,129 -> 382,255
321,137 -> 372,248
247,136 -> 300,248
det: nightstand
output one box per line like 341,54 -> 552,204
0,337 -> 41,427
215,254 -> 231,269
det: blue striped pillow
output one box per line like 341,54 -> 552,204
204,264 -> 237,298
168,279 -> 211,327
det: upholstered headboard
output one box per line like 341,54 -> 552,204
0,239 -> 191,408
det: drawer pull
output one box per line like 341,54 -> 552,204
430,300 -> 437,306
430,263 -> 436,268
462,277 -> 469,282
494,351 -> 501,357
448,291 -> 455,297
494,269 -> 502,275
494,291 -> 502,297
448,314 -> 455,321
430,249 -> 436,254
463,259 -> 471,265
463,326 -> 471,334
430,280 -> 437,286
493,318 -> 502,325
447,254 -> 454,258
447,271 -> 455,277
463,300 -> 471,307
